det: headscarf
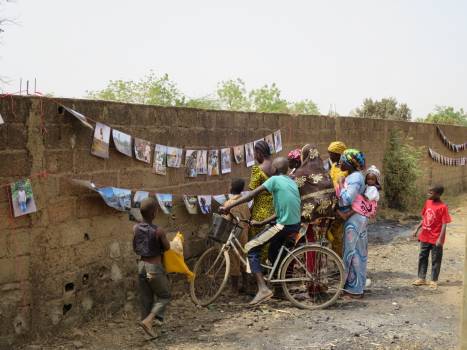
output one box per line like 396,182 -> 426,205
340,149 -> 366,171
287,148 -> 301,161
365,165 -> 381,187
254,140 -> 272,157
328,141 -> 347,155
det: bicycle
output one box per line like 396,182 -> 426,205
190,214 -> 345,310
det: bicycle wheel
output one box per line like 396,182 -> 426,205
280,245 -> 344,310
190,246 -> 230,306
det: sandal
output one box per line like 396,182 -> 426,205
342,292 -> 363,300
249,290 -> 274,306
412,279 -> 427,286
429,281 -> 438,289
139,322 -> 157,338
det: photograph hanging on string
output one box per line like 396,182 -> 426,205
112,129 -> 133,157
265,134 -> 275,154
198,195 -> 212,214
274,130 -> 282,153
197,150 -> 208,175
97,187 -> 132,212
134,138 -> 152,163
185,150 -> 198,178
208,150 -> 220,176
245,142 -> 255,167
183,195 -> 199,214
153,144 -> 168,175
220,148 -> 231,174
91,122 -> 111,159
156,193 -> 173,214
0,113 -> 4,125
213,194 -> 228,205
129,191 -> 150,222
10,179 -> 38,217
167,147 -> 183,168
233,145 -> 244,164
63,106 -> 94,129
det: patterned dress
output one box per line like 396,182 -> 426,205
338,171 -> 368,295
248,165 -> 275,239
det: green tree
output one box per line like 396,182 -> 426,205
422,106 -> 467,126
383,130 -> 423,211
183,96 -> 220,110
353,97 -> 411,121
289,99 -> 320,115
216,79 -> 251,111
249,83 -> 289,113
86,71 -> 185,106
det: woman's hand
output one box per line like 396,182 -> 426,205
219,206 -> 230,215
250,220 -> 263,227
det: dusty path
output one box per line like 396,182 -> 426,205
21,195 -> 467,350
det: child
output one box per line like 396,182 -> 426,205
222,178 -> 251,293
17,185 -> 28,212
337,165 -> 381,220
133,197 -> 171,338
412,185 -> 452,289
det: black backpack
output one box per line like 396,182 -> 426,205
133,223 -> 159,257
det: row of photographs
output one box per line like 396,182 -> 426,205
436,126 -> 467,153
428,148 -> 467,167
96,187 -> 253,220
90,121 -> 282,176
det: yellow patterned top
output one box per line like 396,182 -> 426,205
329,162 -> 348,188
248,165 -> 275,238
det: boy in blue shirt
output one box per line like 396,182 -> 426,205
220,157 -> 301,305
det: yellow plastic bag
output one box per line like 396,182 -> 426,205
163,232 -> 194,281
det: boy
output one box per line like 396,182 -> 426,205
222,178 -> 251,293
220,157 -> 301,305
412,185 -> 452,289
133,197 -> 171,338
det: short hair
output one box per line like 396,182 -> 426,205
272,157 -> 289,175
230,178 -> 245,195
140,197 -> 156,219
430,185 -> 444,196
254,140 -> 272,157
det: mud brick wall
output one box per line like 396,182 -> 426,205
0,96 -> 466,348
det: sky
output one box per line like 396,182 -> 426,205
1,0 -> 467,117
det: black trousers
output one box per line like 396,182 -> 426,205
417,242 -> 443,281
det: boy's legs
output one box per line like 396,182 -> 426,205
417,242 -> 432,280
137,261 -> 154,320
431,244 -> 444,282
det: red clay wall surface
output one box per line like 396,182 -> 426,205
0,96 -> 466,347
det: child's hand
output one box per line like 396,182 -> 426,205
435,239 -> 443,247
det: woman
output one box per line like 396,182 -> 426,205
336,149 -> 368,298
248,141 -> 275,255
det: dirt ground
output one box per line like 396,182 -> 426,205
20,195 -> 467,350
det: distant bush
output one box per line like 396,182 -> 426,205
383,129 -> 423,211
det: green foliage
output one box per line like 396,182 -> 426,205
353,97 -> 411,121
422,106 -> 467,126
216,79 -> 251,111
383,130 -> 423,211
87,72 -> 320,115
87,71 -> 185,107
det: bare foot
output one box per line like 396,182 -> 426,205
249,288 -> 273,305
412,279 -> 427,286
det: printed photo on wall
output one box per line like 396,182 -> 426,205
198,195 -> 212,214
213,194 -> 228,205
265,134 -> 275,154
167,147 -> 183,168
129,191 -> 150,222
197,150 -> 208,175
0,113 -> 4,125
112,129 -> 133,157
156,193 -> 173,215
10,179 -> 37,217
208,150 -> 220,176
254,138 -> 265,148
241,191 -> 254,209
183,195 -> 199,215
91,122 -> 111,159
273,130 -> 282,153
245,142 -> 255,167
233,145 -> 244,164
220,148 -> 231,174
63,106 -> 94,130
97,187 -> 131,212
134,138 -> 152,164
153,144 -> 168,175
185,150 -> 199,178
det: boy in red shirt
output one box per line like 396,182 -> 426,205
412,185 -> 452,289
